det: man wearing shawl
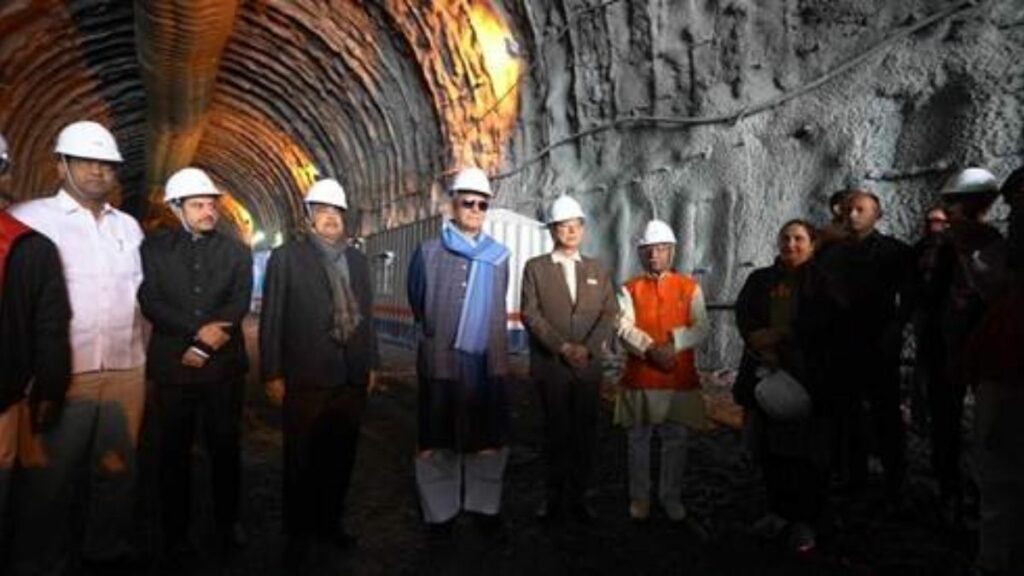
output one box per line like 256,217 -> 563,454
260,178 -> 379,565
407,167 -> 511,534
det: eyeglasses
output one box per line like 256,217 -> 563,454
459,199 -> 489,212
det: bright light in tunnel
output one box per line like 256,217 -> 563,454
219,193 -> 255,243
294,162 -> 319,190
251,229 -> 266,247
468,2 -> 521,99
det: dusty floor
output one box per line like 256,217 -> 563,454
126,321 -> 979,576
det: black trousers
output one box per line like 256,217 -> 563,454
846,354 -> 906,494
537,375 -> 599,506
926,351 -> 967,501
158,377 -> 244,547
283,386 -> 365,537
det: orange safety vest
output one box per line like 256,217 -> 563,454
621,272 -> 701,391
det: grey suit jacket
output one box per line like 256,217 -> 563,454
521,253 -> 619,383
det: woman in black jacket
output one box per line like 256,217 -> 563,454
733,219 -> 846,553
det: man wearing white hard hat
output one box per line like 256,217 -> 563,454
407,167 -> 511,535
0,132 -> 71,570
521,195 -> 618,523
925,167 -> 1006,523
615,220 -> 709,537
260,178 -> 379,564
137,167 -> 252,560
9,121 -> 147,571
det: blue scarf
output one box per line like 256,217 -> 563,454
441,222 -> 510,354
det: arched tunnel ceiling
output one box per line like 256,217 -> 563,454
1,0 -> 1022,265
0,0 -> 523,239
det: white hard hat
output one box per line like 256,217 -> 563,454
547,195 -> 586,224
754,369 -> 812,421
0,132 -> 8,174
164,167 -> 221,204
449,167 -> 493,197
305,178 -> 348,210
941,168 -> 999,196
638,219 -> 677,247
54,121 -> 123,163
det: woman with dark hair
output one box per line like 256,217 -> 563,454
733,219 -> 846,553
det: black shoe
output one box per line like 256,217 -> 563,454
474,513 -> 504,538
219,523 -> 249,550
427,518 -> 456,538
536,500 -> 564,523
673,515 -> 712,543
283,536 -> 310,567
81,552 -> 145,576
569,500 -> 598,524
324,529 -> 358,551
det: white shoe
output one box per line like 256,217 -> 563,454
629,499 -> 650,520
788,522 -> 816,553
663,501 -> 687,522
752,513 -> 788,539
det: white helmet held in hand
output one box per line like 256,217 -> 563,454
54,121 -> 123,163
449,167 -> 493,197
941,168 -> 999,196
305,178 -> 348,211
754,369 -> 812,421
547,195 -> 585,225
638,219 -> 677,247
164,167 -> 221,204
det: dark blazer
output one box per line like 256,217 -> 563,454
0,220 -> 71,411
732,259 -> 847,412
259,235 -> 378,390
407,237 -> 509,380
521,253 -> 619,383
138,228 -> 252,385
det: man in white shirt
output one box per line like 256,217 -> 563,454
8,121 -> 146,573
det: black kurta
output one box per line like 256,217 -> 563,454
258,234 -> 379,538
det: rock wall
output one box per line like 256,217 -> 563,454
496,0 -> 1024,364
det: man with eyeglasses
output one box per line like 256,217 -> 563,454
8,121 -> 147,573
407,167 -> 511,536
0,132 -> 72,571
260,178 -> 379,566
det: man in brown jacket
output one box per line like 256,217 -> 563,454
521,195 -> 619,523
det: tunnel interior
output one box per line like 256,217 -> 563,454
1,0 -> 1022,365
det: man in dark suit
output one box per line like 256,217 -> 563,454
259,178 -> 379,565
521,195 -> 619,523
0,132 -> 72,569
137,167 -> 252,559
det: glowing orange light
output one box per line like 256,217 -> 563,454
219,192 -> 255,242
468,3 -> 521,100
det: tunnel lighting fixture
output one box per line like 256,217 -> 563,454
273,231 -> 284,248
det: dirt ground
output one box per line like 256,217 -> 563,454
126,318 -> 979,576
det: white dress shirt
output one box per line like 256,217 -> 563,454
550,249 -> 582,304
11,189 -> 147,373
